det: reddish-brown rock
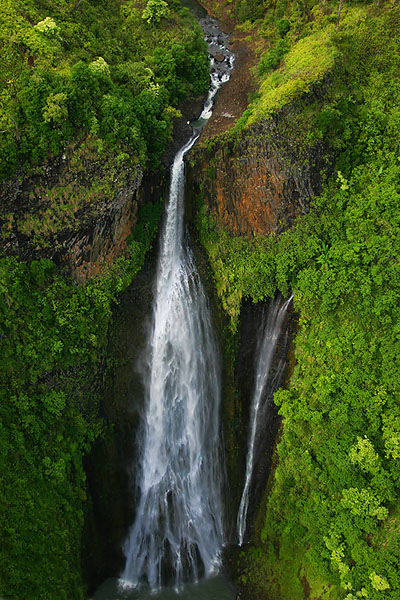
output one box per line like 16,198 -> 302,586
189,101 -> 329,236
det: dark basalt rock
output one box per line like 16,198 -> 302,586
83,242 -> 159,593
235,298 -> 297,540
0,139 -> 145,282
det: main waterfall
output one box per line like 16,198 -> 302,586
121,17 -> 234,592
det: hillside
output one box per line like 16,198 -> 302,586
0,1 -> 209,598
192,0 -> 400,598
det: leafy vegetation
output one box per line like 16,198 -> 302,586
0,0 -> 209,179
247,26 -> 338,124
196,0 -> 400,597
0,200 -> 161,599
2,0 -> 400,597
0,2 -> 204,597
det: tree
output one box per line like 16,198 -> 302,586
142,0 -> 170,24
337,0 -> 344,28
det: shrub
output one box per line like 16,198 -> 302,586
34,17 -> 60,37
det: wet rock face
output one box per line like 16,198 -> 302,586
67,181 -> 141,283
189,99 -> 329,236
235,300 -> 296,536
83,247 -> 157,591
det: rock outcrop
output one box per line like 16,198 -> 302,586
189,94 -> 329,236
0,137 -> 146,282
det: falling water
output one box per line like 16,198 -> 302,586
120,18 -> 234,592
237,295 -> 293,546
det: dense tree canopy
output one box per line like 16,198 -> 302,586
0,0 -> 209,178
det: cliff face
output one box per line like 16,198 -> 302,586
83,246 -> 158,590
0,93 -> 206,283
186,82 -> 332,584
0,136 -> 146,282
189,95 -> 329,236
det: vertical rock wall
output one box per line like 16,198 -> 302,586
0,137 -> 151,282
187,90 -> 332,551
189,96 -> 329,236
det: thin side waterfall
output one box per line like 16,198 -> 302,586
237,295 -> 293,546
121,18 -> 234,592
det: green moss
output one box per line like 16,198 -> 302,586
195,199 -> 277,331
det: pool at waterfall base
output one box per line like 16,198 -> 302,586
94,574 -> 236,600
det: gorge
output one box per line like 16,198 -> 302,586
1,1 -> 400,600
120,20 -> 231,591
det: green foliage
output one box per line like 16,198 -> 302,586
34,16 -> 60,37
126,200 -> 163,275
0,258 -> 107,599
0,201 -> 161,599
277,17 -> 290,37
0,0 -> 209,179
196,2 -> 400,597
226,0 -> 375,137
226,161 -> 400,599
248,27 -> 338,124
257,38 -> 289,76
236,0 -> 264,23
196,201 -> 276,330
42,91 -> 68,124
142,0 -> 170,24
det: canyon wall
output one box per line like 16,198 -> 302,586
189,91 -> 330,236
0,97 -> 202,284
186,84 -> 333,585
0,137 -> 147,282
83,248 -> 158,591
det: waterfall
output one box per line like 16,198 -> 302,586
237,295 -> 293,546
121,18 -> 234,592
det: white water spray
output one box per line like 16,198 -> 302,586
237,295 -> 293,546
121,20 -> 234,592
